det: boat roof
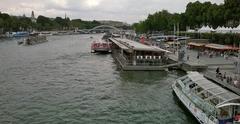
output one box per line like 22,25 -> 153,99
109,38 -> 129,50
187,72 -> 240,107
110,38 -> 171,53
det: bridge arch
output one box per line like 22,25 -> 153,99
88,25 -> 121,33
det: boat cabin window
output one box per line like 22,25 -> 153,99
189,83 -> 197,89
217,105 -> 240,123
234,106 -> 240,122
176,83 -> 182,90
209,98 -> 220,105
181,77 -> 191,85
195,87 -> 204,94
217,106 -> 232,120
198,91 -> 212,99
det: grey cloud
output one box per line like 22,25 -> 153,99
0,0 -> 224,23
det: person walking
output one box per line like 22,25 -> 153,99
197,53 -> 200,63
216,67 -> 220,76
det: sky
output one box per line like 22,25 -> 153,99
0,0 -> 224,24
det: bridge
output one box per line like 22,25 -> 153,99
77,25 -> 122,34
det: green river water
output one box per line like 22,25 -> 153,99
0,34 -> 198,124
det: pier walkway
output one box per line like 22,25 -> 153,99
167,49 -> 237,71
204,71 -> 240,96
168,53 -> 207,71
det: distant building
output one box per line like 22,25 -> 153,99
31,11 -> 36,23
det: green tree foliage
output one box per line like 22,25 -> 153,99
70,19 -> 100,29
0,12 -> 101,33
134,0 -> 240,33
134,10 -> 181,33
0,18 -> 4,28
224,0 -> 240,26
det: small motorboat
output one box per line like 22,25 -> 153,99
18,33 -> 48,46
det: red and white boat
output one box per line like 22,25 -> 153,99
91,40 -> 112,53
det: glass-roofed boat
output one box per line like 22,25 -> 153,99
172,72 -> 240,124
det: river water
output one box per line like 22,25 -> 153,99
0,34 -> 197,124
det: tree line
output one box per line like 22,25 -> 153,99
0,12 -> 101,33
133,0 -> 240,33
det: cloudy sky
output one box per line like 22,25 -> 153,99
0,0 -> 224,24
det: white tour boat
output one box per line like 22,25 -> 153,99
172,72 -> 240,124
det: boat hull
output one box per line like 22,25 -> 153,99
92,48 -> 111,53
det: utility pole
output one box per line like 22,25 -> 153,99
238,43 -> 240,75
177,23 -> 179,57
177,22 -> 180,36
174,24 -> 176,36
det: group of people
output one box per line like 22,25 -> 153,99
216,67 -> 240,88
199,50 -> 231,59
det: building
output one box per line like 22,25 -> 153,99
31,11 -> 36,23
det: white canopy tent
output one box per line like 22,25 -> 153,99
233,24 -> 240,33
217,26 -> 233,33
216,26 -> 222,33
198,25 -> 215,33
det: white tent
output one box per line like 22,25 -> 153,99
215,26 -> 222,33
233,24 -> 240,33
220,26 -> 232,33
210,27 -> 215,32
198,25 -> 213,33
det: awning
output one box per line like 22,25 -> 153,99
188,42 -> 205,47
205,43 -> 240,51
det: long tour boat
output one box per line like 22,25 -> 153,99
172,72 -> 240,124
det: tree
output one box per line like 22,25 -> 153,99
134,0 -> 240,33
224,0 -> 240,27
37,15 -> 55,30
0,18 -> 3,28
